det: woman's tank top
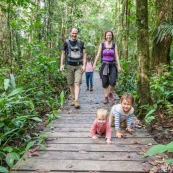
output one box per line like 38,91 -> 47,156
102,42 -> 115,62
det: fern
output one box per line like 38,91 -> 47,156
154,20 -> 173,43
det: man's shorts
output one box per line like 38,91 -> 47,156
66,65 -> 83,85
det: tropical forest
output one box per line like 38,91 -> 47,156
0,0 -> 173,172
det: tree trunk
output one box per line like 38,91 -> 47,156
151,0 -> 172,72
136,0 -> 150,119
125,0 -> 130,59
119,1 -> 125,59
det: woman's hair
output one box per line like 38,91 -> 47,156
120,93 -> 134,105
96,109 -> 108,118
104,30 -> 114,41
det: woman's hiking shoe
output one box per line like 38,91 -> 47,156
109,93 -> 115,101
87,87 -> 89,90
90,87 -> 93,91
74,100 -> 80,109
70,99 -> 75,106
103,97 -> 109,104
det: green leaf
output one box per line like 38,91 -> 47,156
144,144 -> 167,156
31,117 -> 42,122
0,166 -> 9,173
10,74 -> 16,89
6,152 -> 20,168
146,109 -> 155,117
8,88 -> 23,97
29,101 -> 35,111
60,91 -> 65,108
25,141 -> 35,151
166,158 -> 173,164
166,142 -> 173,152
14,115 -> 28,121
3,146 -> 14,153
4,79 -> 10,91
53,110 -> 59,118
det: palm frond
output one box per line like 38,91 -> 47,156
154,20 -> 173,43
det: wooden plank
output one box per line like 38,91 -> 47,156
43,143 -> 150,152
12,159 -> 150,172
44,126 -> 148,133
42,131 -> 152,138
47,123 -> 92,128
58,113 -> 96,116
45,137 -> 157,145
23,151 -> 148,161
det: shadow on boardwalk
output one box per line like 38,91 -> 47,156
11,72 -> 158,173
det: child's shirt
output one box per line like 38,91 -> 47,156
111,104 -> 134,130
86,62 -> 93,72
90,119 -> 111,139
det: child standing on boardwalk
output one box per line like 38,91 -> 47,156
90,109 -> 111,144
85,55 -> 93,91
109,93 -> 135,138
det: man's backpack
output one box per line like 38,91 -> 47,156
66,39 -> 83,61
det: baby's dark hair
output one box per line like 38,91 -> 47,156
120,93 -> 134,105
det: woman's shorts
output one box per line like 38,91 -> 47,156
100,62 -> 118,88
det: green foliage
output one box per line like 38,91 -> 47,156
0,166 -> 8,173
143,64 -> 173,124
60,91 -> 65,109
0,64 -> 66,170
115,59 -> 137,97
144,142 -> 173,164
141,104 -> 157,123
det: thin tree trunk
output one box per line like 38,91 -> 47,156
0,6 -> 3,63
125,0 -> 130,59
119,1 -> 125,58
136,0 -> 150,119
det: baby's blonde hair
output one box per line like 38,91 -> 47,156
120,93 -> 134,105
96,109 -> 108,119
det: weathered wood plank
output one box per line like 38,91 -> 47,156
12,159 -> 150,172
23,151 -> 148,161
42,131 -> 152,138
44,126 -> 148,133
43,143 -> 150,152
45,137 -> 157,145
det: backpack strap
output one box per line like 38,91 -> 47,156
65,39 -> 81,48
112,43 -> 115,49
101,42 -> 104,63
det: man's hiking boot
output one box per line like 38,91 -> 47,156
87,87 -> 89,90
109,93 -> 115,101
103,97 -> 109,104
90,87 -> 93,91
74,100 -> 80,109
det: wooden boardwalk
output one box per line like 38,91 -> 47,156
11,72 -> 159,173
